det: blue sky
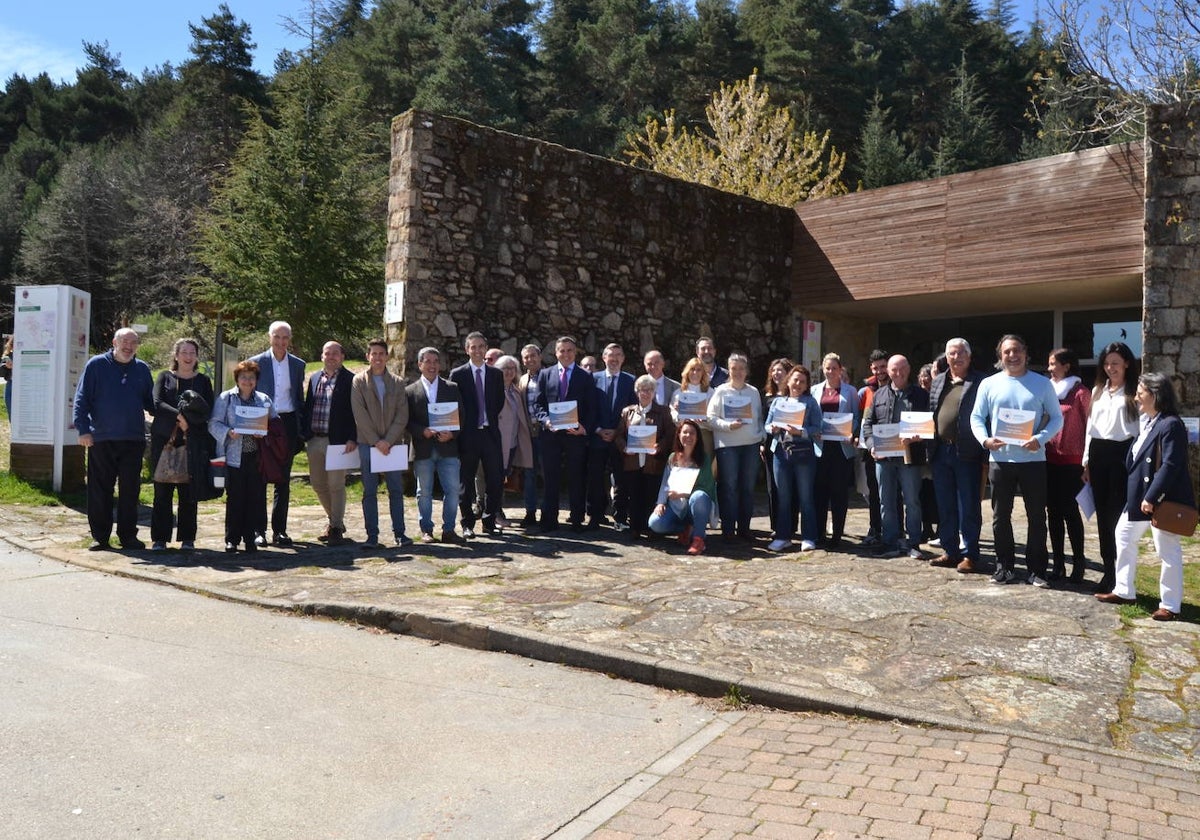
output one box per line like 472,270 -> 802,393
2,1 -> 1053,85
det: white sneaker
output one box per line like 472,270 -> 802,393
1028,574 -> 1050,589
928,537 -> 941,548
799,540 -> 816,552
768,539 -> 793,552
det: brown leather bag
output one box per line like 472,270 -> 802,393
1152,501 -> 1199,537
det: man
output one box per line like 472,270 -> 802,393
858,349 -> 890,546
696,336 -> 728,388
579,355 -> 598,374
518,343 -> 544,527
926,338 -> 987,573
535,335 -> 597,532
970,334 -> 1062,586
351,340 -> 412,549
643,349 -> 680,408
861,354 -> 929,559
73,327 -> 155,551
485,348 -> 503,366
302,341 -> 357,546
448,331 -> 505,537
587,343 -> 637,530
406,347 -> 465,543
249,321 -> 307,546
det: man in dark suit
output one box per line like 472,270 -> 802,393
925,338 -> 986,573
587,343 -> 637,530
407,346 -> 465,543
302,340 -> 357,545
535,335 -> 597,532
249,320 -> 307,546
448,331 -> 505,537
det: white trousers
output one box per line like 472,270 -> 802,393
1112,511 -> 1184,613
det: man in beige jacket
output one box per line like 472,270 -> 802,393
351,339 -> 411,549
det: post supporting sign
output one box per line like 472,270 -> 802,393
10,285 -> 91,491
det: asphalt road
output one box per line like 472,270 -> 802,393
0,543 -> 718,839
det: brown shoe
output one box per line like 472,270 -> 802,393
929,554 -> 959,568
1094,592 -> 1137,604
956,557 -> 977,574
1151,608 -> 1179,621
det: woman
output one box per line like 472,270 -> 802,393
1084,342 -> 1140,592
1096,373 -> 1195,620
706,354 -> 764,540
616,375 -> 675,536
150,338 -> 215,551
810,353 -> 860,549
2,334 -> 13,418
765,366 -> 822,552
649,420 -> 717,555
1045,348 -> 1091,581
671,357 -> 713,454
496,354 -> 533,529
210,360 -> 277,553
760,357 -> 795,538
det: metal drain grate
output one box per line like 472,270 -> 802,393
502,587 -> 566,604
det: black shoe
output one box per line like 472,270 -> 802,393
462,526 -> 477,539
119,539 -> 146,550
254,533 -> 268,547
584,519 -> 602,532
243,542 -> 257,554
88,539 -> 112,551
1092,576 -> 1115,593
1069,561 -> 1086,584
225,542 -> 238,553
532,523 -> 560,534
273,533 -> 293,546
520,513 -> 538,528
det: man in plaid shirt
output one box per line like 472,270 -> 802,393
303,341 -> 358,545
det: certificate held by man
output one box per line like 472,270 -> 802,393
233,404 -> 269,436
625,424 -> 657,455
994,407 -> 1036,445
427,401 -> 460,432
676,391 -> 708,419
722,394 -> 753,421
871,423 -> 906,458
369,443 -> 409,473
822,412 -> 853,441
548,400 -> 579,431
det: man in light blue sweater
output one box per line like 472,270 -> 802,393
970,335 -> 1063,586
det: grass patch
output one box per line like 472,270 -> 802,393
723,683 -> 750,710
0,471 -> 63,506
1126,560 -> 1200,623
437,563 -> 465,576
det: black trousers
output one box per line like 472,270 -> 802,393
989,460 -> 1049,576
458,427 -> 503,529
1088,438 -> 1132,576
864,452 -> 882,537
1046,462 -> 1085,562
87,440 -> 145,544
626,468 -> 659,534
541,432 -> 588,525
151,481 -> 197,543
227,451 -> 266,547
256,410 -> 298,537
815,448 -> 853,542
586,443 -> 628,522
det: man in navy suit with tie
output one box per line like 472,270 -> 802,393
534,335 -> 597,533
448,331 -> 505,537
587,343 -> 637,530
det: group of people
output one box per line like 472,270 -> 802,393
71,325 -> 1193,620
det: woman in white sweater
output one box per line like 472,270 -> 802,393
706,353 -> 764,541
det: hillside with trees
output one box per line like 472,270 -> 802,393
0,1 -> 1128,354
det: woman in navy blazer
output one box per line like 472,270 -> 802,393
1096,373 -> 1195,620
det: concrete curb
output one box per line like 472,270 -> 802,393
27,539 -> 1198,774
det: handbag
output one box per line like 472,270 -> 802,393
153,433 -> 191,484
1152,501 -> 1199,537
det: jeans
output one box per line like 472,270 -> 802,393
876,458 -> 922,549
988,460 -> 1048,576
522,436 -> 542,516
931,444 -> 983,560
413,451 -> 461,534
649,491 -> 714,541
359,445 -> 406,540
773,454 -> 817,543
715,443 -> 760,535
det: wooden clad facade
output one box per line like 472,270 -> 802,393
794,143 -> 1146,320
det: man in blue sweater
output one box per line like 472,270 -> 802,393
970,334 -> 1063,586
73,328 -> 155,550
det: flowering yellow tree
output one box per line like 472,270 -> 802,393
625,72 -> 846,206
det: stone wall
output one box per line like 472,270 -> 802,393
386,111 -> 795,379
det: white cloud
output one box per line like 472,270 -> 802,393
0,26 -> 81,85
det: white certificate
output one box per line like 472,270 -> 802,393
899,411 -> 935,439
667,466 -> 699,495
722,394 -> 753,421
771,397 -> 806,428
1183,417 -> 1199,445
428,401 -> 460,431
676,391 -> 708,419
1076,483 -> 1096,520
548,400 -> 579,431
369,444 -> 409,473
324,444 -> 360,471
233,404 -> 269,436
822,412 -> 853,441
625,424 -> 657,455
994,408 -> 1036,445
871,423 -> 906,458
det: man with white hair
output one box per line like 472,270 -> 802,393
73,327 -> 155,550
926,338 -> 987,573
